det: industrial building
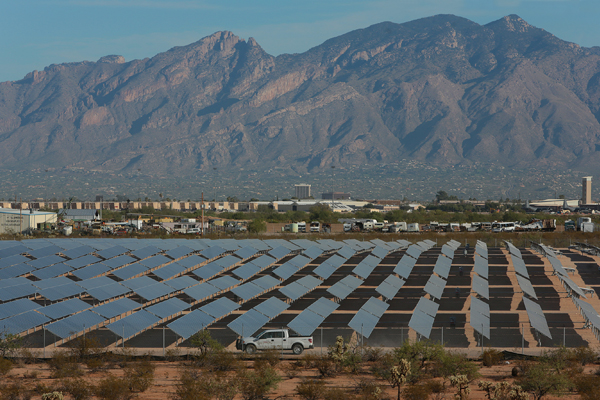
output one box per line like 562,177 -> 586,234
294,184 -> 311,199
321,192 -> 351,200
0,208 -> 57,234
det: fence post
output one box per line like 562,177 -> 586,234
321,327 -> 323,356
521,323 -> 524,355
563,326 -> 566,347
441,326 -> 444,346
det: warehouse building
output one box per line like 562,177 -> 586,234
0,208 -> 57,234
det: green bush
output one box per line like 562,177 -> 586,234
94,375 -> 133,400
315,357 -> 340,378
238,365 -> 281,400
172,368 -> 237,400
295,379 -> 326,400
575,375 -> 600,400
48,351 -> 83,379
123,357 -> 155,393
0,358 -> 12,376
482,349 -> 504,367
403,384 -> 432,400
354,379 -> 382,400
60,378 -> 93,400
0,381 -> 33,400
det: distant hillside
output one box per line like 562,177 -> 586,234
2,14 -> 600,182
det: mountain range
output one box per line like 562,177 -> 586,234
1,14 -> 600,197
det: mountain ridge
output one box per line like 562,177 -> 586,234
2,14 -> 600,183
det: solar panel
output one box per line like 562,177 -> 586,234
474,254 -> 488,279
62,245 -> 95,259
394,256 -> 416,279
46,311 -> 105,339
511,255 -> 529,279
470,296 -> 490,317
361,297 -> 389,318
232,263 -> 261,280
288,310 -> 326,336
91,297 -> 140,319
0,263 -> 33,280
164,276 -> 198,290
153,263 -> 187,280
327,276 -> 363,299
200,297 -> 240,319
522,297 -> 552,339
415,297 -> 439,317
112,263 -> 149,280
1,310 -> 51,335
279,281 -> 312,301
106,310 -> 160,339
168,309 -> 215,339
0,277 -> 30,289
409,309 -> 434,338
376,275 -> 405,299
96,245 -> 128,259
122,276 -> 157,290
516,274 -> 538,300
231,282 -> 265,301
165,246 -> 194,260
134,282 -> 175,301
475,244 -> 488,259
209,276 -> 240,291
200,246 -> 226,260
32,263 -> 73,279
65,255 -> 101,269
405,245 -> 422,260
288,255 -> 311,268
268,246 -> 292,260
193,262 -> 222,280
0,244 -> 28,258
228,309 -> 270,336
348,309 -> 380,338
0,299 -> 40,320
103,255 -> 136,270
253,255 -> 276,268
252,275 -> 280,290
184,283 -> 219,301
337,246 -> 356,259
433,256 -> 452,279
28,245 -> 62,259
39,298 -> 91,320
139,255 -> 171,269
441,245 -> 455,259
0,282 -> 37,301
273,263 -> 298,280
470,305 -> 490,339
86,283 -> 131,301
234,246 -> 258,260
303,246 -> 324,260
0,254 -> 28,268
424,275 -> 446,300
72,263 -> 111,280
146,298 -> 189,319
132,246 -> 161,260
27,255 -> 65,269
177,255 -> 206,269
472,274 -> 489,299
254,297 -> 290,318
353,262 -> 377,280
313,263 -> 337,280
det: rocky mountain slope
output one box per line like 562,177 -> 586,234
2,14 -> 600,179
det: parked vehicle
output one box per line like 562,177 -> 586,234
492,222 -> 515,233
309,221 -> 321,233
407,223 -> 419,232
235,329 -> 314,355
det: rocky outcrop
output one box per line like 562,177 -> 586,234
1,14 -> 600,179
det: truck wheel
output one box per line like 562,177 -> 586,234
245,344 -> 257,354
292,344 -> 304,355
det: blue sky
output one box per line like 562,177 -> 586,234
1,0 -> 598,82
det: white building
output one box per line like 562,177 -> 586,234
0,208 -> 57,234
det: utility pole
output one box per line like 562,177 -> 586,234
201,192 -> 204,236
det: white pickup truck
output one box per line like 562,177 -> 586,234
235,328 -> 314,355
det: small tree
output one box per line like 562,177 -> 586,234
449,375 -> 470,400
390,359 -> 411,400
248,219 -> 266,234
190,329 -> 224,355
0,330 -> 22,358
517,362 -> 572,400
238,364 -> 281,400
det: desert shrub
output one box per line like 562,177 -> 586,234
323,387 -> 354,400
94,375 -> 133,400
48,351 -> 82,379
482,349 -> 504,367
432,352 -> 479,381
370,352 -> 396,381
23,370 -> 38,379
190,330 -> 224,355
16,348 -> 38,365
172,367 -> 238,400
256,349 -> 280,368
123,357 -> 155,393
296,353 -> 318,369
355,379 -> 382,400
68,336 -> 105,361
575,375 -> 600,400
327,336 -> 363,373
238,364 -> 281,400
516,361 -> 572,400
60,378 -> 93,400
424,380 -> 446,400
296,379 -> 326,400
449,375 -> 470,400
33,383 -> 56,396
165,348 -> 182,362
315,356 -> 340,378
0,331 -> 23,359
573,347 -> 597,366
478,381 -> 529,400
281,362 -> 300,379
364,346 -> 385,362
0,381 -> 33,400
194,349 -> 240,372
403,384 -> 432,400
0,358 -> 12,376
85,357 -> 105,372
393,340 -> 445,383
